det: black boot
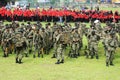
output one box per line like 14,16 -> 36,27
14,50 -> 16,54
68,51 -> 72,57
77,53 -> 80,56
72,54 -> 77,58
75,54 -> 78,58
110,61 -> 114,66
38,52 -> 40,57
85,51 -> 89,58
55,60 -> 60,64
51,54 -> 56,58
71,54 -> 74,58
91,55 -> 94,59
19,59 -> 23,64
25,54 -> 28,57
10,50 -> 12,54
106,62 -> 109,67
16,58 -> 19,63
96,56 -> 99,59
60,59 -> 64,63
29,49 -> 32,54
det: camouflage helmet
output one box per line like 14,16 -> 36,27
41,28 -> 45,31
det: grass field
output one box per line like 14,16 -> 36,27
0,39 -> 120,80
0,7 -> 120,80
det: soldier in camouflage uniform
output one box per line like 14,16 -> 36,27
104,33 -> 118,66
20,23 -> 29,57
45,23 -> 53,54
51,23 -> 58,58
70,28 -> 80,58
88,30 -> 100,59
38,28 -> 46,58
51,27 -> 61,58
33,25 -> 39,58
33,27 -> 43,58
77,23 -> 85,50
27,24 -> 34,54
1,24 -> 12,57
55,31 -> 65,64
102,29 -> 109,56
44,24 -> 49,54
116,23 -> 120,47
14,30 -> 27,64
8,25 -> 16,54
0,21 -> 4,45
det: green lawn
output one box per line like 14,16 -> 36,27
0,42 -> 120,80
100,7 -> 120,11
0,7 -> 120,80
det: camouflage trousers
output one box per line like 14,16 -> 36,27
16,49 -> 24,62
71,42 -> 80,56
52,43 -> 58,58
106,47 -> 115,64
56,44 -> 65,61
79,40 -> 83,50
1,41 -> 11,57
33,43 -> 43,58
28,40 -> 33,54
89,42 -> 98,58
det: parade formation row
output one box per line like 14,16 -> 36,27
0,7 -> 120,22
0,21 -> 120,66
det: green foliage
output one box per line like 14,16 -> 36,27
50,0 -> 56,5
2,0 -> 11,2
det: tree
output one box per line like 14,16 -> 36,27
0,0 -> 16,7
50,0 -> 56,5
